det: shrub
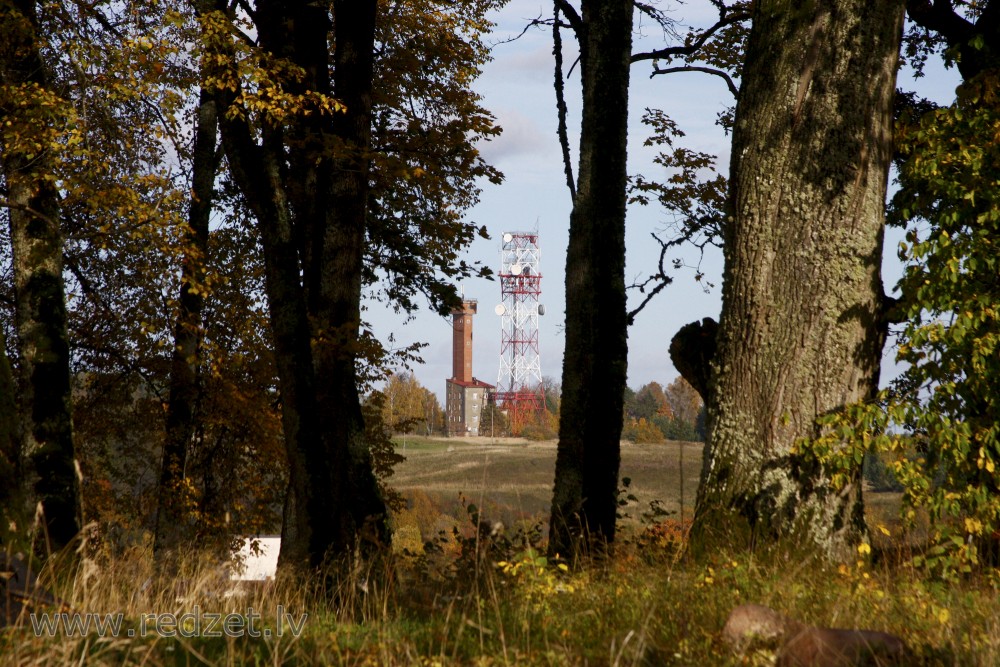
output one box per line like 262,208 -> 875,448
622,418 -> 665,444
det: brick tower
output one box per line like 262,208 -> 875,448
445,299 -> 493,436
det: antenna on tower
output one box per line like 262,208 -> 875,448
494,230 -> 544,434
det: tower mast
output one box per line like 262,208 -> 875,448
494,231 -> 544,433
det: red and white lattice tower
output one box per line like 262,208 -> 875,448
494,232 -> 544,432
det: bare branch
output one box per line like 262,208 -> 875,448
631,9 -> 749,63
71,0 -> 124,39
0,199 -> 60,227
633,1 -> 676,33
491,13 -> 575,47
62,251 -> 167,400
553,2 -> 576,202
626,234 -> 672,325
650,65 -> 738,97
555,0 -> 582,35
566,54 -> 582,77
493,15 -> 543,45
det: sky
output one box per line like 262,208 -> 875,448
369,1 -> 962,404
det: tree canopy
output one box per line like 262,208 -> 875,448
0,0 -> 504,570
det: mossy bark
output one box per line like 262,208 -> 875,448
1,0 -> 80,551
549,0 -> 633,561
693,0 -> 905,560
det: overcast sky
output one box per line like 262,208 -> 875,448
369,1 -> 962,403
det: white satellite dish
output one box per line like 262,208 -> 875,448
494,304 -> 506,316
510,263 -> 522,275
502,233 -> 513,243
538,304 -> 545,316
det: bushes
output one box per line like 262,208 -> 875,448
863,451 -> 903,493
622,418 -> 664,444
622,414 -> 704,443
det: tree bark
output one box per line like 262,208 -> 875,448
693,0 -> 905,559
694,0 -> 903,557
0,330 -> 18,519
669,317 -> 718,401
310,0 -> 389,557
549,0 -> 633,561
0,0 -> 80,551
221,116 -> 327,569
154,87 -> 219,559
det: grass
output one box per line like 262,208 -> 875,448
3,437 -> 997,666
390,436 -> 704,538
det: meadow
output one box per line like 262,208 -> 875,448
2,436 -> 998,666
390,436 -> 704,543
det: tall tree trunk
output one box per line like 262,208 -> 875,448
0,330 -> 18,523
217,100 -> 327,569
693,0 -> 904,559
0,0 -> 80,551
549,0 -> 633,561
310,0 -> 388,557
209,0 -> 387,570
154,88 -> 219,559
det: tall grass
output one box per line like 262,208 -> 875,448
3,520 -> 999,666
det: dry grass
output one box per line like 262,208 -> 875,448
392,436 -> 706,530
5,437 -> 992,666
391,435 -> 902,537
4,536 -> 999,666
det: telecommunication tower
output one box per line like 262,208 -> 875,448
494,231 -> 544,432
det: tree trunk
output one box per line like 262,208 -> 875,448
0,0 -> 80,551
693,0 -> 904,559
154,87 -> 219,559
209,0 -> 387,571
549,0 -> 633,561
0,330 -> 18,520
310,0 -> 388,557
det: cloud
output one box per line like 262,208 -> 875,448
490,45 -> 555,78
477,107 -> 555,164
